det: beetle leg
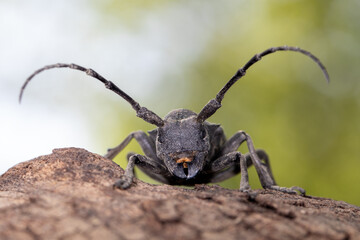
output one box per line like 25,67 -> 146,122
209,152 -> 241,172
244,150 -> 276,185
237,151 -> 295,193
105,130 -> 158,161
222,131 -> 275,188
114,154 -> 169,189
113,154 -> 137,189
207,150 -> 270,183
219,131 -> 276,185
126,152 -> 172,184
107,131 -> 172,187
242,132 -> 305,194
240,153 -> 251,192
219,131 -> 305,194
206,152 -> 251,191
268,185 -> 305,195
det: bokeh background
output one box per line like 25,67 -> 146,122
1,1 -> 359,205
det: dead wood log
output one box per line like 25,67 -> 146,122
0,148 -> 359,240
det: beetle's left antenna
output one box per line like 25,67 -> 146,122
19,63 -> 164,127
197,46 -> 330,123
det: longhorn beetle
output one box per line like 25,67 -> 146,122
19,46 -> 329,194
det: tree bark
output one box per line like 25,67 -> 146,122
0,148 -> 359,240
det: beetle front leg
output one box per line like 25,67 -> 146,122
114,154 -> 137,189
221,131 -> 276,188
244,133 -> 305,194
223,131 -> 305,194
105,131 -> 158,161
207,152 -> 250,191
240,153 -> 251,192
241,132 -> 276,188
114,154 -> 168,189
207,150 -> 270,184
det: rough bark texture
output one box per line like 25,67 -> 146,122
0,148 -> 359,240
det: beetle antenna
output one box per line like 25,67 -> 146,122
19,63 -> 164,127
197,46 -> 330,122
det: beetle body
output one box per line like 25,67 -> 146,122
20,46 -> 329,194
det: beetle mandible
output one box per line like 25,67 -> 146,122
19,46 -> 329,194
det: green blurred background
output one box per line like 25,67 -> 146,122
3,0 -> 359,205
93,0 -> 360,205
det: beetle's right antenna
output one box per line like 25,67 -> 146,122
19,63 -> 164,127
197,46 -> 330,123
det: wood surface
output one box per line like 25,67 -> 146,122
1,148 -> 359,240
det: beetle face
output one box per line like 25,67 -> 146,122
156,115 -> 210,179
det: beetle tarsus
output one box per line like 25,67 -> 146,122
113,175 -> 133,190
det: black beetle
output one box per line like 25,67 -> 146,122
20,46 -> 329,194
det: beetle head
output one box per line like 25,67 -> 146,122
156,109 -> 210,180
